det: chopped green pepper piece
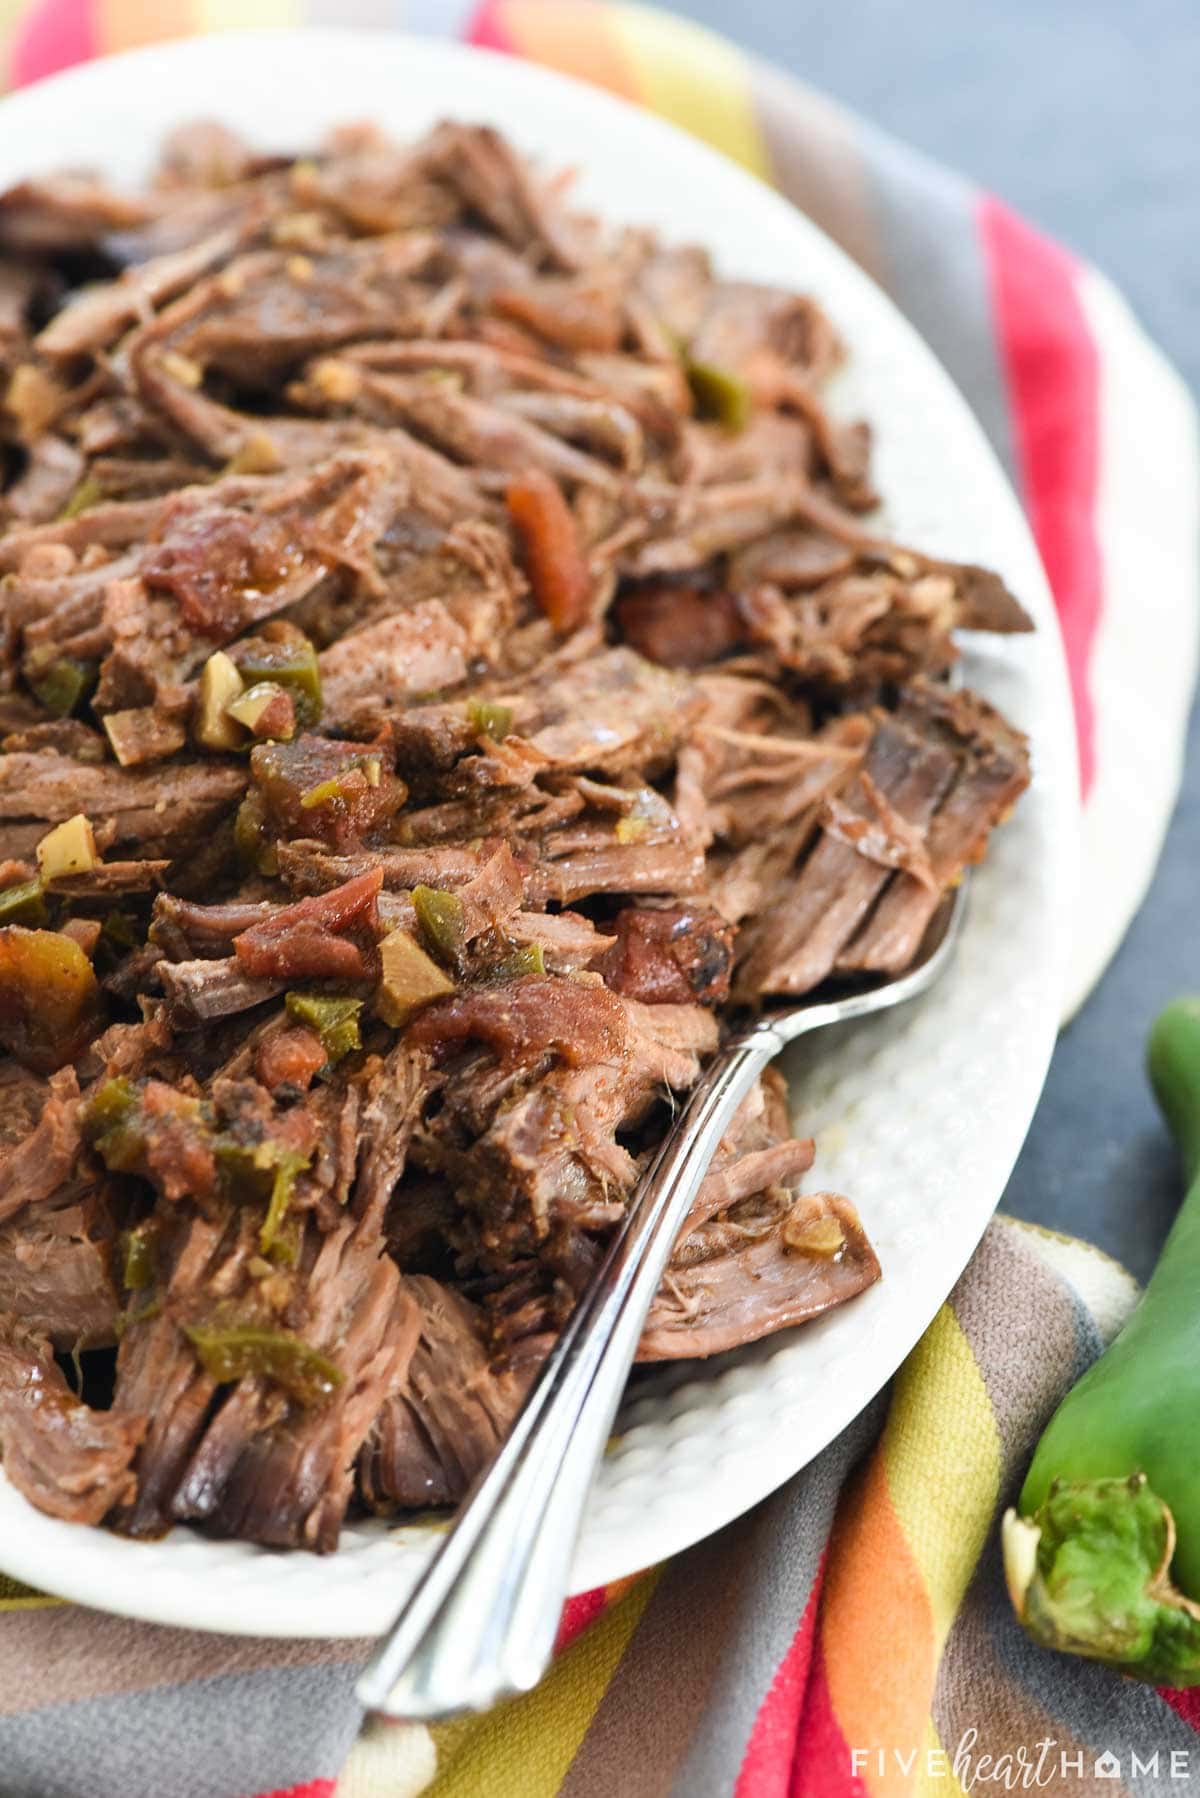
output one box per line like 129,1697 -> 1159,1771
58,476 -> 104,521
26,655 -> 96,718
83,1076 -> 142,1171
284,991 -> 362,1063
234,636 -> 322,728
412,886 -> 466,963
101,909 -> 140,951
211,1135 -> 311,1256
299,776 -> 343,810
233,793 -> 278,876
0,877 -> 48,927
466,699 -> 513,742
299,758 -> 381,811
498,941 -> 545,979
258,1151 -> 309,1258
121,1222 -> 156,1291
183,1322 -> 344,1408
686,359 -> 752,433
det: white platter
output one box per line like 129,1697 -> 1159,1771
0,31 -> 1077,1636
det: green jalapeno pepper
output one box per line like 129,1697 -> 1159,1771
1005,997 -> 1200,1684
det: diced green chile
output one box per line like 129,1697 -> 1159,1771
465,699 -> 512,742
183,1322 -> 344,1408
299,758 -> 382,811
88,1076 -> 311,1252
1006,998 -> 1200,1685
0,878 -> 48,927
58,476 -> 104,520
284,991 -> 362,1063
233,792 -> 278,876
212,1135 -> 311,1257
497,941 -> 545,979
101,909 -> 140,951
26,655 -> 96,718
412,886 -> 466,962
234,636 -> 322,728
686,359 -> 752,433
84,1076 -> 149,1173
121,1222 -> 156,1291
258,1152 -> 309,1259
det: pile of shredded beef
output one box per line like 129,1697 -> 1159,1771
0,119 -> 1031,1550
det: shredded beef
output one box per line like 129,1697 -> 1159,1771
0,118 -> 1032,1550
0,1318 -> 144,1522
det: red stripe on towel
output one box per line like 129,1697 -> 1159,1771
979,195 -> 1102,796
8,0 -> 96,87
466,0 -> 519,54
788,1636 -> 865,1798
248,1781 -> 336,1798
555,1586 -> 610,1653
734,1557 -> 825,1798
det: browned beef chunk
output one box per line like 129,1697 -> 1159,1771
734,710 -> 958,999
422,122 -> 582,268
152,892 -> 281,960
36,224 -> 248,360
277,838 -> 496,898
639,1193 -> 880,1359
128,235 -> 438,408
244,735 -> 406,857
0,1064 -> 82,1225
520,778 -> 707,907
837,682 -> 1031,974
601,906 -> 735,1006
0,1184 -> 120,1351
318,600 -> 472,730
515,647 -> 703,778
726,527 -> 856,592
158,957 -> 285,1026
0,752 -> 244,865
0,1317 -> 144,1523
5,434 -> 85,524
47,858 -> 170,897
412,983 -> 716,1262
635,1068 -> 878,1358
505,909 -> 613,973
0,173 -> 152,254
359,1276 -> 550,1511
616,584 -> 745,669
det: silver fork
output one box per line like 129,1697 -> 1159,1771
357,883 -> 967,1720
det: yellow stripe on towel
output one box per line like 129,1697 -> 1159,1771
427,1572 -> 660,1796
608,3 -> 771,179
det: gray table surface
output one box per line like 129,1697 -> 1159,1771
675,0 -> 1199,1279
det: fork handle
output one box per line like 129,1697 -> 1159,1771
356,1021 -> 786,1720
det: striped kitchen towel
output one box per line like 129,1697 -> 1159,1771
3,1218 -> 1184,1798
0,5 -> 1196,1798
